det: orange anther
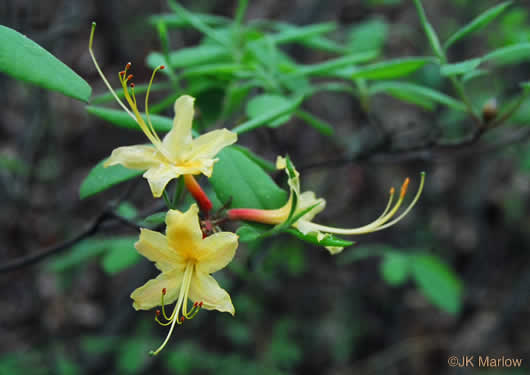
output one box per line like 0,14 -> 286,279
156,309 -> 160,317
199,302 -> 203,308
126,74 -> 133,82
119,70 -> 125,77
160,65 -> 165,70
400,178 -> 410,198
125,62 -> 131,70
180,316 -> 185,323
130,83 -> 135,88
390,187 -> 395,195
162,288 -> 167,295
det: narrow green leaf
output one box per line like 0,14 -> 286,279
286,228 -> 354,248
101,237 -> 140,274
142,212 -> 167,226
440,58 -> 482,76
482,43 -> 530,65
411,254 -> 463,314
147,45 -> 231,70
348,18 -> 388,53
270,23 -> 336,44
273,22 -> 347,54
350,57 -> 433,80
79,158 -> 142,199
236,224 -> 265,242
0,25 -> 91,102
295,110 -> 334,136
380,252 -> 410,286
369,81 -> 467,112
210,147 -> 287,209
232,95 -> 303,134
148,13 -> 229,29
461,68 -> 489,83
292,51 -> 378,78
180,63 -> 243,78
246,94 -> 293,127
444,1 -> 512,49
412,0 -> 445,60
86,105 -> 173,133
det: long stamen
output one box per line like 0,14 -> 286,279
88,23 -> 136,121
150,264 -> 194,356
145,65 -> 165,144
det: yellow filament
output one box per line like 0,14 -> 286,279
88,23 -> 136,122
150,263 -> 194,356
300,173 -> 424,235
145,66 -> 164,144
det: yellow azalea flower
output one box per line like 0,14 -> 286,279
228,156 -> 425,255
131,204 -> 238,355
88,26 -> 237,198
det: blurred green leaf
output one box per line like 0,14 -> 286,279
440,58 -> 482,76
369,81 -> 467,112
444,1 -> 512,49
482,43 -> 530,65
348,18 -> 388,53
350,58 -> 433,80
86,105 -> 173,133
148,45 -> 231,70
148,13 -> 229,28
295,109 -> 334,136
101,237 -> 139,274
210,146 -> 287,209
117,340 -> 152,374
116,202 -> 138,220
411,254 -> 463,314
270,22 -> 336,44
231,145 -> 276,172
232,95 -> 303,134
273,23 -> 347,54
380,252 -> 410,286
56,354 -> 81,375
143,212 -> 167,225
237,224 -> 265,242
246,94 -> 293,127
81,336 -> 119,355
293,51 -> 378,78
180,63 -> 244,78
79,158 -> 142,199
286,228 -> 354,248
413,0 -> 445,59
0,25 -> 91,102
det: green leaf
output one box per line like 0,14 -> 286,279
286,228 -> 354,248
295,109 -> 334,136
413,0 -> 445,60
236,224 -> 265,242
292,51 -> 378,77
101,237 -> 140,274
210,147 -> 287,209
444,1 -> 512,49
411,254 -> 463,314
380,252 -> 410,286
232,95 -> 303,134
146,45 -> 231,70
180,63 -> 244,78
142,212 -> 167,226
79,158 -> 142,199
270,22 -> 336,44
440,58 -> 482,76
350,58 -> 433,80
231,145 -> 276,172
348,18 -> 388,53
369,81 -> 467,112
86,105 -> 173,133
0,25 -> 91,102
246,94 -> 293,127
482,43 -> 530,65
273,23 -> 347,54
148,13 -> 229,29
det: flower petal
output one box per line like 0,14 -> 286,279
130,269 -> 183,310
183,129 -> 237,162
188,271 -> 234,315
162,95 -> 195,159
166,204 -> 204,259
297,191 -> 326,222
143,164 -> 179,198
195,232 -> 238,274
104,145 -> 160,170
135,229 -> 185,272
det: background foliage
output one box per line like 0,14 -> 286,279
1,0 -> 529,374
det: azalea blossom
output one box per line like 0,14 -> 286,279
131,204 -> 238,355
228,156 -> 425,254
89,25 -> 236,198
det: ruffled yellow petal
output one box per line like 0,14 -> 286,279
162,95 -> 195,160
165,204 -> 204,260
135,229 -> 185,272
143,164 -> 180,198
188,271 -> 235,315
183,129 -> 237,161
131,269 -> 183,310
104,145 -> 161,170
195,232 -> 238,274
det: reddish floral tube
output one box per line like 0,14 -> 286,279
184,174 -> 213,213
